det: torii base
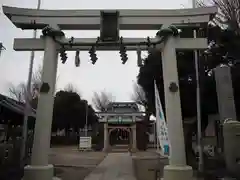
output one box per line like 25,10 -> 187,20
23,164 -> 61,180
163,165 -> 193,180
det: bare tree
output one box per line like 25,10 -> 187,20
131,83 -> 147,107
198,0 -> 240,32
64,83 -> 81,96
92,91 -> 115,111
32,65 -> 42,87
9,83 -> 27,103
9,65 -> 42,102
214,0 -> 240,32
131,83 -> 152,122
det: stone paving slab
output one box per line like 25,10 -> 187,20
84,153 -> 136,180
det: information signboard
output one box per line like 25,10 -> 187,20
79,136 -> 92,150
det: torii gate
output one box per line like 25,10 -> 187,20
3,6 -> 217,180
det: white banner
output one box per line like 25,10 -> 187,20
79,136 -> 92,149
154,81 -> 170,156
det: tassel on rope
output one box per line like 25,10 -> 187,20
75,50 -> 80,67
137,45 -> 143,67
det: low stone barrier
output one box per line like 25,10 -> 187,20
132,153 -> 168,180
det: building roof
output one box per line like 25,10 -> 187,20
107,102 -> 139,112
0,94 -> 36,117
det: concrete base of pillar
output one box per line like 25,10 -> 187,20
23,164 -> 61,180
130,147 -> 138,153
103,147 -> 109,152
163,165 -> 193,180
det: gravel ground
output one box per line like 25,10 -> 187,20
0,147 -> 107,180
2,147 -> 238,180
50,147 -> 107,180
54,166 -> 94,180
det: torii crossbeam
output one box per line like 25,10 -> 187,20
3,6 -> 216,30
14,37 -> 207,51
3,5 -> 217,180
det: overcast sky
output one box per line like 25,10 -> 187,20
0,0 -> 194,105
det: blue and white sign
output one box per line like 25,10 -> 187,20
154,81 -> 170,156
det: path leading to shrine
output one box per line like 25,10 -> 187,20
84,153 -> 136,180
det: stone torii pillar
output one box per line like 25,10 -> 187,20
103,116 -> 109,152
24,26 -> 63,180
131,115 -> 137,152
161,34 -> 192,180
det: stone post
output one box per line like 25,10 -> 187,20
214,65 -> 237,154
132,123 -> 137,152
24,36 -> 59,180
214,66 -> 237,122
161,36 -> 193,180
103,120 -> 109,152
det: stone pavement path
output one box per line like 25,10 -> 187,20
84,153 -> 136,180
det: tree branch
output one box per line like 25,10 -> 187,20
131,83 -> 147,107
64,83 -> 81,96
92,91 -> 115,111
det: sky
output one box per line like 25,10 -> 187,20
0,0 -> 194,106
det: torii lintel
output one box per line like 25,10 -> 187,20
2,6 -> 217,30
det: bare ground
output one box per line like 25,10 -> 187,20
50,146 -> 107,180
54,166 -> 93,180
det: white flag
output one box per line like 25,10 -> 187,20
154,81 -> 170,156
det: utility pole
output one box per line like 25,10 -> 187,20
192,0 -> 204,173
85,100 -> 88,137
21,0 -> 41,161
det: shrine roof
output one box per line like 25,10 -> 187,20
0,94 -> 36,117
